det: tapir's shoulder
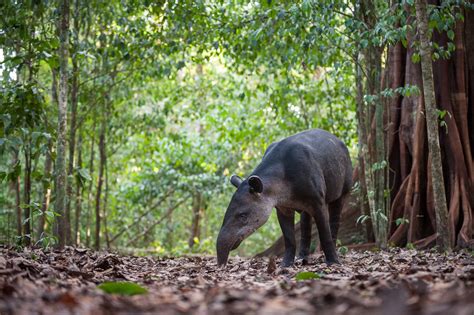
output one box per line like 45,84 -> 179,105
263,141 -> 280,157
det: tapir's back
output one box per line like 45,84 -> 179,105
259,129 -> 352,203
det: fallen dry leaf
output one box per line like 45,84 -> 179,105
0,246 -> 473,314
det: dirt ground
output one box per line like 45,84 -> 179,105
0,246 -> 473,315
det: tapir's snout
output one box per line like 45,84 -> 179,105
216,222 -> 247,266
216,228 -> 233,266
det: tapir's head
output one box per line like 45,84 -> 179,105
216,174 -> 273,266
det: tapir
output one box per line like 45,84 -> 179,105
216,129 -> 352,267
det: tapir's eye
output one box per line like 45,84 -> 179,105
238,213 -> 249,221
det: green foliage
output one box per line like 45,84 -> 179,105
336,239 -> 348,255
395,218 -> 409,226
356,214 -> 371,225
295,271 -> 321,281
0,0 -> 469,255
406,242 -> 416,250
98,282 -> 148,296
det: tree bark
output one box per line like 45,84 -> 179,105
23,140 -> 32,245
53,0 -> 70,249
94,122 -> 105,250
357,0 -> 388,247
38,69 -> 57,240
37,141 -> 52,240
74,134 -> 83,245
103,155 -> 110,249
65,0 -> 81,246
188,192 -> 203,248
414,0 -> 451,250
85,119 -> 96,247
13,153 -> 22,240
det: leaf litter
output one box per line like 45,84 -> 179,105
0,246 -> 473,314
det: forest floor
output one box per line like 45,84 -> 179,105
0,246 -> 473,315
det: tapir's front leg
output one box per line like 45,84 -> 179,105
276,207 -> 296,267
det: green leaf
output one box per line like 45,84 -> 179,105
447,30 -> 455,40
98,282 -> 148,296
411,53 -> 420,64
78,168 -> 91,180
295,271 -> 321,281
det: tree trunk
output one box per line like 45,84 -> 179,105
103,155 -> 110,249
38,70 -> 57,240
53,0 -> 70,249
65,0 -> 81,246
13,153 -> 22,240
23,142 -> 32,245
356,0 -> 388,247
94,120 -> 105,250
65,58 -> 77,246
414,0 -> 451,250
74,134 -> 83,245
85,119 -> 96,247
355,56 -> 375,243
188,192 -> 203,248
386,1 -> 473,249
37,141 -> 52,240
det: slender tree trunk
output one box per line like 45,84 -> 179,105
355,57 -> 375,242
54,0 -> 70,249
13,153 -> 22,239
103,155 -> 110,249
414,0 -> 451,250
372,50 -> 387,248
65,69 -> 77,245
65,0 -> 81,246
94,120 -> 105,250
37,141 -> 52,239
85,120 -> 96,247
38,69 -> 58,240
356,0 -> 388,247
188,192 -> 202,248
74,134 -> 83,245
23,142 -> 32,245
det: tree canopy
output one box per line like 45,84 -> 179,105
1,0 -> 473,255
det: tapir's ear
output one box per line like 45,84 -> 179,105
248,175 -> 263,193
230,175 -> 243,188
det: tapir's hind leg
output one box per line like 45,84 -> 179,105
328,194 -> 347,245
312,202 -> 339,265
298,211 -> 312,264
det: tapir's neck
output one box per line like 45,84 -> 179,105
252,166 -> 290,208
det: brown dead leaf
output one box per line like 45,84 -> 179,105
1,247 -> 473,315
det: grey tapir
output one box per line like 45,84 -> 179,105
216,129 -> 352,267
